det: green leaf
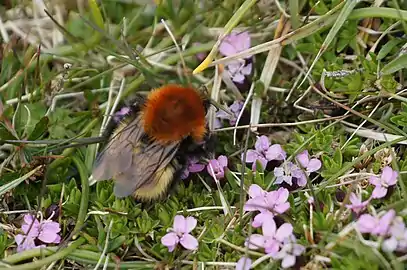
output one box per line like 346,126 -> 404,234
381,53 -> 407,75
27,116 -> 49,140
107,236 -> 126,252
0,123 -> 17,141
377,38 -> 402,60
333,148 -> 343,166
88,0 -> 105,30
347,73 -> 362,92
0,167 -> 43,196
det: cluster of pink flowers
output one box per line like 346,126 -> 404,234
242,184 -> 305,268
243,135 -> 286,171
244,184 -> 290,227
345,166 -> 399,215
15,214 -> 61,252
369,166 -> 398,199
357,209 -> 407,253
219,31 -> 252,83
181,155 -> 228,181
214,100 -> 244,129
243,136 -> 322,187
161,215 -> 198,252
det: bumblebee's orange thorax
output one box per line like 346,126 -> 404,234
142,84 -> 206,144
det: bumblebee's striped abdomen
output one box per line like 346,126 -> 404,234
132,159 -> 180,201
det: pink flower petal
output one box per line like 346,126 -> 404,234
184,217 -> 197,233
245,234 -> 265,249
173,215 -> 186,233
41,221 -> 61,234
167,244 -> 177,252
380,166 -> 398,185
252,157 -> 268,171
274,202 -> 290,214
357,214 -> 378,233
252,211 -> 273,228
52,234 -> 61,244
276,188 -> 289,203
232,72 -> 245,83
22,215 -> 40,236
296,173 -> 307,187
275,223 -> 293,242
15,234 -> 25,245
349,193 -> 360,205
307,159 -> 321,172
282,175 -> 293,185
38,232 -> 59,243
281,254 -> 296,268
382,237 -> 398,252
180,233 -> 198,250
161,232 -> 179,248
236,257 -> 252,270
235,31 -> 251,52
15,234 -> 38,252
369,176 -> 381,186
23,214 -> 35,225
273,167 -> 284,177
266,144 -> 286,161
244,197 -> 264,212
381,166 -> 394,183
248,184 -> 265,198
189,163 -> 205,173
373,209 -> 396,236
255,136 -> 270,152
262,218 -> 277,237
388,170 -> 398,185
228,61 -> 242,73
219,40 -> 237,56
245,150 -> 260,163
292,244 -> 305,256
296,150 -> 309,168
241,63 -> 252,75
217,155 -> 228,168
372,186 -> 387,199
230,101 -> 243,113
264,238 -> 280,255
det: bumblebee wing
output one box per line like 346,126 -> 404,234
92,115 -> 144,181
113,140 -> 180,198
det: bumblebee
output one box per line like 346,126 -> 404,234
92,84 -> 213,201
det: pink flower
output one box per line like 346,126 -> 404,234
245,219 -> 293,256
296,150 -> 321,174
236,257 -> 252,270
274,237 -> 305,268
294,150 -> 322,186
219,31 -> 251,57
274,162 -> 305,186
161,215 -> 198,252
207,155 -> 228,180
345,193 -> 370,214
15,214 -> 61,252
181,157 -> 205,179
382,216 -> 407,252
244,185 -> 290,228
369,166 -> 398,199
215,100 -> 244,128
243,136 -> 286,171
219,31 -> 252,83
357,209 -> 396,236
